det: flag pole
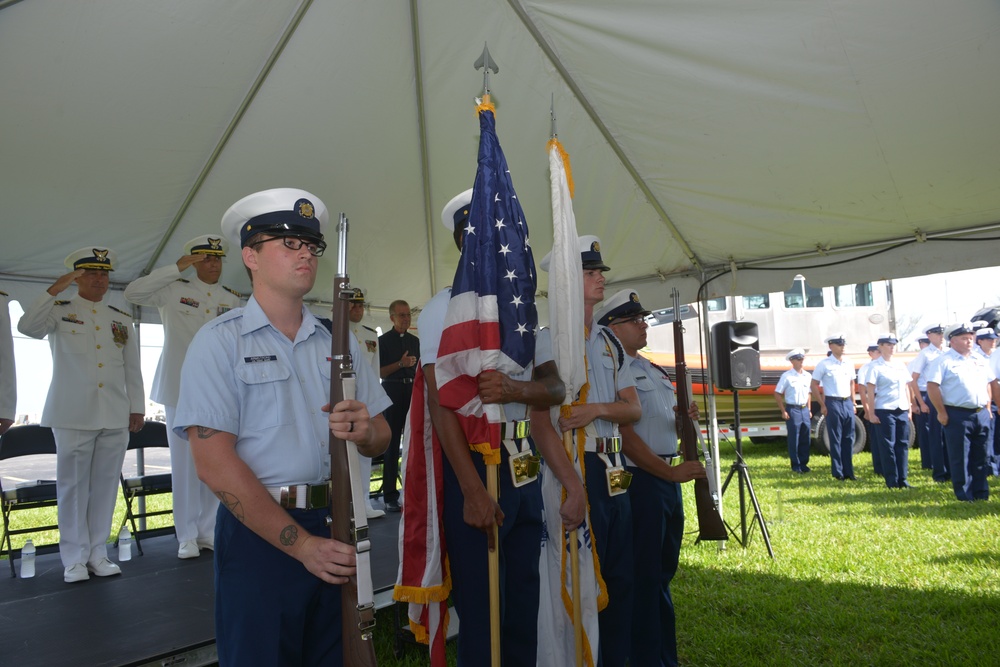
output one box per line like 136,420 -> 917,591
475,43 -> 502,667
552,98 -> 585,667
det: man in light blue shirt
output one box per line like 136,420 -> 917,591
865,334 -> 913,488
910,324 -> 948,481
173,188 -> 391,665
810,333 -> 857,480
775,348 -> 814,473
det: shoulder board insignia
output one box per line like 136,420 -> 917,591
362,325 -> 377,333
54,300 -> 71,306
108,305 -> 131,316
223,285 -> 244,298
177,278 -> 190,283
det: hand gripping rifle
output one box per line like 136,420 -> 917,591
328,213 -> 378,665
671,288 -> 728,542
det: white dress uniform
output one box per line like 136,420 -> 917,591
124,261 -> 243,550
0,291 -> 16,425
350,317 -> 382,515
18,291 -> 144,569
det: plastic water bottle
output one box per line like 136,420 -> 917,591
118,526 -> 133,561
20,540 -> 35,578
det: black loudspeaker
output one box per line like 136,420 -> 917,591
711,321 -> 762,390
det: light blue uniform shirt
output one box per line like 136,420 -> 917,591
811,355 -> 855,398
419,287 -> 533,423
173,296 -> 391,487
866,358 -> 911,410
625,355 -> 677,463
924,348 -> 996,409
536,323 -> 635,438
775,368 -> 813,405
909,344 -> 942,392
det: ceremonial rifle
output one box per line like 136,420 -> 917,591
328,213 -> 378,666
671,288 -> 728,541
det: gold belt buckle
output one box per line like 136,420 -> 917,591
605,466 -> 632,496
596,436 -> 622,454
501,419 -> 531,441
509,450 -> 540,487
307,484 -> 329,510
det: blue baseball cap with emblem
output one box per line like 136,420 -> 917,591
595,289 -> 651,326
65,247 -> 116,271
221,188 -> 328,249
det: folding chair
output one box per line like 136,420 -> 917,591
117,421 -> 174,556
0,425 -> 60,577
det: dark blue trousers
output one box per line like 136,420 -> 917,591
627,466 -> 683,667
942,406 -> 991,501
584,451 -> 634,667
875,408 -> 910,488
867,417 -> 884,475
785,406 -> 811,471
214,506 -> 343,667
922,393 -> 950,481
914,405 -> 932,469
824,398 -> 855,479
442,444 -> 543,667
988,406 -> 999,476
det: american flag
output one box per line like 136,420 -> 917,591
435,105 -> 537,457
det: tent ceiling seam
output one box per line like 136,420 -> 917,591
140,0 -> 316,276
505,0 -> 702,273
410,0 -> 438,296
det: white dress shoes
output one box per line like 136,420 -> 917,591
177,540 -> 201,559
366,506 -> 386,519
196,537 -> 214,551
86,558 -> 122,577
64,563 -> 90,583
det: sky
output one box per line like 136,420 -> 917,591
6,266 -> 1000,421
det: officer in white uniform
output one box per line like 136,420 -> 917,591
857,344 -> 885,476
124,235 -> 244,559
599,289 -> 705,667
18,247 -> 145,583
172,188 -> 392,665
347,287 -> 385,520
910,324 -> 948,481
0,290 -> 16,435
865,334 -> 913,488
775,348 -> 814,473
810,333 -> 856,480
925,322 -> 1000,501
973,327 -> 997,475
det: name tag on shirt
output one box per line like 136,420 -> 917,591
244,355 -> 278,363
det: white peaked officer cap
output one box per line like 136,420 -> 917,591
947,322 -> 979,339
785,348 -> 805,361
976,328 -> 998,340
441,189 -> 474,231
65,247 -> 117,271
595,289 -> 651,327
876,332 -> 898,345
539,234 -> 611,272
922,323 -> 945,335
184,235 -> 228,257
347,287 -> 366,303
221,188 -> 329,249
824,333 -> 846,345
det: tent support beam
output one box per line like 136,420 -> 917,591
409,0 -> 439,295
504,0 -> 702,274
141,0 -> 316,276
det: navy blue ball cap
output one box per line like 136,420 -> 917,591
222,188 -> 328,249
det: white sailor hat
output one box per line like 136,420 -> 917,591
867,343 -> 880,352
785,348 -> 805,361
922,323 -> 945,335
595,289 -> 651,327
976,327 -> 998,340
65,247 -> 116,271
347,287 -> 366,303
824,333 -> 846,345
876,332 -> 898,345
221,188 -> 328,249
441,189 -> 474,231
539,234 -> 611,273
183,235 -> 228,257
916,336 -> 930,344
947,322 -> 978,339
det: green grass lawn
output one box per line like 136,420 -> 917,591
6,442 -> 997,666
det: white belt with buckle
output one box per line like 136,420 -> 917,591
500,419 -> 538,487
583,436 -> 622,454
267,483 -> 329,510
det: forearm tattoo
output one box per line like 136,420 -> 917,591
216,491 -> 244,522
279,525 -> 299,547
196,426 -> 221,439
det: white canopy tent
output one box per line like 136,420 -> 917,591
2,0 -> 999,327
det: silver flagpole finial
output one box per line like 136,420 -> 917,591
474,42 -> 499,97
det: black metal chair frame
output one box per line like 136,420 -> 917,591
116,421 -> 174,556
0,425 -> 60,577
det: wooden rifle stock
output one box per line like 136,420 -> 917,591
328,214 -> 378,666
672,304 -> 728,542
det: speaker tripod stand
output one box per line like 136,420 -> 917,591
720,390 -> 775,558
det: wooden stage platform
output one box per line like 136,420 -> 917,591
0,511 -> 402,666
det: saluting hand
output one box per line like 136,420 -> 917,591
176,254 -> 206,272
47,269 -> 85,296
